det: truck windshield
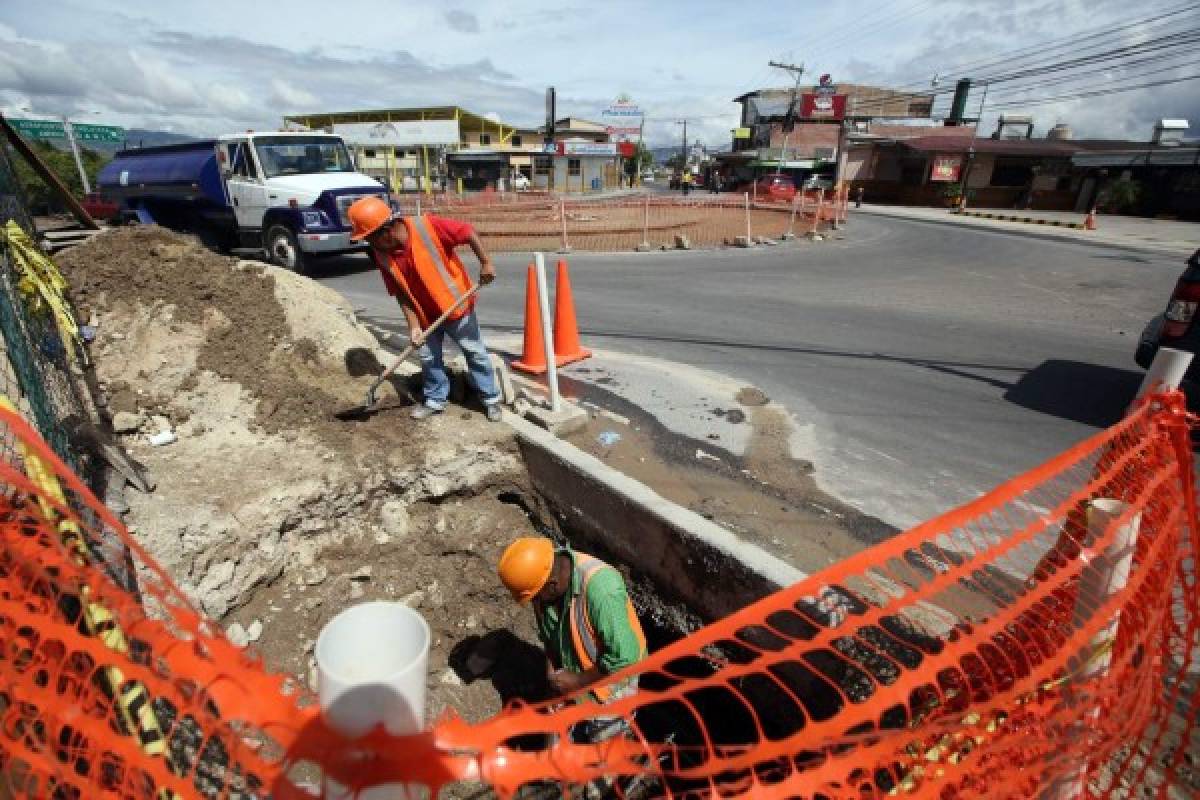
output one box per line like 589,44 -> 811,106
253,137 -> 354,178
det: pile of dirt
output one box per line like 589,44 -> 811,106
57,226 -> 542,726
61,227 -> 369,440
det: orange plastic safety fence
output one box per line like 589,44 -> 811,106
386,193 -> 835,252
1,390 -> 1196,799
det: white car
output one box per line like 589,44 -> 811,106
512,173 -> 531,191
641,171 -> 655,183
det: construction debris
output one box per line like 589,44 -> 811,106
56,227 -> 543,723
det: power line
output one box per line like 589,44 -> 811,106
843,27 -> 1200,116
901,1 -> 1200,87
983,71 -> 1200,109
836,5 -> 1200,115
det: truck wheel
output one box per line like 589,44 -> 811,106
264,225 -> 307,274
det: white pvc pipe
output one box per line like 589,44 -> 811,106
743,192 -> 751,242
534,252 -> 560,412
642,196 -> 650,248
317,601 -> 431,799
1044,499 -> 1141,799
1134,346 -> 1192,402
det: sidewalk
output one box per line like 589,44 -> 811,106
857,204 -> 1198,258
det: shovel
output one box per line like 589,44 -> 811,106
335,285 -> 481,421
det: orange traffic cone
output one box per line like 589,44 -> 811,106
511,264 -> 549,374
552,259 -> 591,366
1084,208 -> 1097,230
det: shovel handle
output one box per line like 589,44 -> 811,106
370,284 -> 482,390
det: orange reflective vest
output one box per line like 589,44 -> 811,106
568,552 -> 648,702
381,215 -> 475,329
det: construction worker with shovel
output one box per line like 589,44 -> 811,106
498,537 -> 648,743
347,196 -> 503,421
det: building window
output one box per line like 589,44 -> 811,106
535,156 -> 553,173
990,159 -> 1035,187
511,135 -> 522,147
479,133 -> 491,145
364,149 -> 376,158
568,158 -> 581,176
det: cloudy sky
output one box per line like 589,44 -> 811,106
1,0 -> 1196,148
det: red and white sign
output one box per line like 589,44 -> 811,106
930,154 -> 963,182
801,93 -> 847,120
606,125 -> 641,136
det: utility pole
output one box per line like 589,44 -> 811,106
768,60 -> 805,177
956,80 -> 989,210
675,119 -> 688,171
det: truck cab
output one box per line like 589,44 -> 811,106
218,132 -> 384,271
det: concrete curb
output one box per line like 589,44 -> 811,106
506,414 -> 805,621
953,210 -> 1086,229
856,206 -> 1195,257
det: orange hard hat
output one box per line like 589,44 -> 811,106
347,195 -> 393,241
498,537 -> 556,604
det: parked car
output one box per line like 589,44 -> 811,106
1136,249 -> 1200,379
641,171 -> 654,183
81,192 -> 119,222
752,174 -> 797,202
512,173 -> 531,191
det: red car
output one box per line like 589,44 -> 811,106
751,175 -> 796,202
81,192 -> 119,222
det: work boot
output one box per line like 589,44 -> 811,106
485,403 -> 504,423
410,404 -> 443,420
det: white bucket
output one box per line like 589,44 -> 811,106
316,601 -> 431,799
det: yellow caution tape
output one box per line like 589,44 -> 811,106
0,395 -> 180,795
1,221 -> 82,362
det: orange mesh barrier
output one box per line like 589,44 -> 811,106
0,393 -> 1196,799
387,193 -> 831,252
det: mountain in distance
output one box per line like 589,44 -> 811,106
82,128 -> 199,155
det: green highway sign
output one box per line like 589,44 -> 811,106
7,118 -> 66,140
72,123 -> 125,143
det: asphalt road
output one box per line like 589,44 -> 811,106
312,215 -> 1186,529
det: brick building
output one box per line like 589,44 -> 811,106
715,83 -> 943,187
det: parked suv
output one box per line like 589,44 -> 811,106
1136,248 -> 1200,378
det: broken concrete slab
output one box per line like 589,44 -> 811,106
523,401 -> 589,437
489,353 -> 515,406
112,411 -> 143,434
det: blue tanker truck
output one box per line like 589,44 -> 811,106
98,132 -> 386,273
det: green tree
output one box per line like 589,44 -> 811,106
4,139 -> 109,214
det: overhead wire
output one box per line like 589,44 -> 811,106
843,26 -> 1200,116
824,4 -> 1200,116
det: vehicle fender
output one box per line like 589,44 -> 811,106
260,207 -> 304,235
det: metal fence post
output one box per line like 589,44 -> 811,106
558,198 -> 571,254
784,194 -> 799,240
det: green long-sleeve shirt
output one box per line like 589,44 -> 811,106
535,551 -> 646,683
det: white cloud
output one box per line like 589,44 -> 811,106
269,78 -> 319,110
0,0 -> 1191,146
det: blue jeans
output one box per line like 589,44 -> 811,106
417,310 -> 501,409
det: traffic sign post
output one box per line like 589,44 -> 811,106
62,119 -> 90,194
